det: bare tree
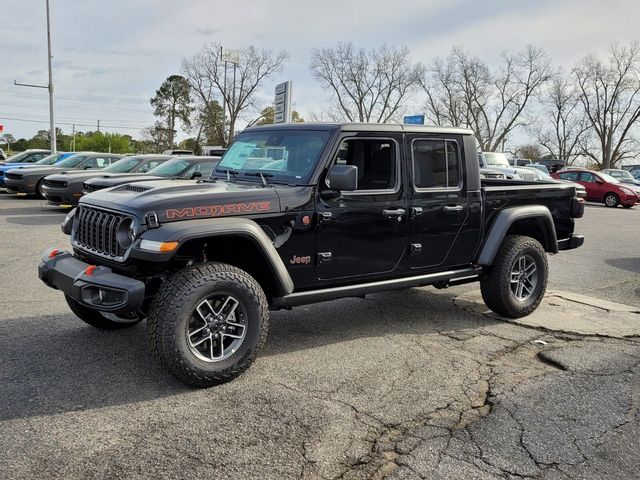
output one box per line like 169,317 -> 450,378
532,76 -> 589,165
310,43 -> 423,123
182,44 -> 288,146
574,42 -> 640,168
422,45 -> 552,152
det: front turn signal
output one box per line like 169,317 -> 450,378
139,240 -> 179,252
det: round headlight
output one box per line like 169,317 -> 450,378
116,218 -> 138,249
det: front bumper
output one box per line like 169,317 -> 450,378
41,184 -> 82,205
4,177 -> 36,194
38,249 -> 145,314
557,234 -> 585,251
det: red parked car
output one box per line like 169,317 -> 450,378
552,169 -> 639,208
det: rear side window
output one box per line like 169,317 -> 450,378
559,172 -> 579,181
412,139 -> 461,189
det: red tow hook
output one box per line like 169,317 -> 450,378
48,249 -> 60,259
85,265 -> 97,276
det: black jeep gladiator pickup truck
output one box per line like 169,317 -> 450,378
39,123 -> 585,387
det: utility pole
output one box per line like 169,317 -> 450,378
14,0 -> 56,153
72,124 -> 76,151
46,0 -> 55,153
97,120 -> 100,132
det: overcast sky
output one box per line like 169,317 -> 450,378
1,0 -> 639,143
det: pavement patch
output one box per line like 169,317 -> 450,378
455,290 -> 640,338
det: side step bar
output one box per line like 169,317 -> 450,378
271,267 -> 481,309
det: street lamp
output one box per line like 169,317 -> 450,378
14,0 -> 56,153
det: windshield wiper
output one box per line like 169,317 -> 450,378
214,168 -> 239,182
244,171 -> 273,187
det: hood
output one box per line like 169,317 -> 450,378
45,170 -> 120,182
85,172 -> 153,187
12,166 -> 77,177
80,179 -> 291,224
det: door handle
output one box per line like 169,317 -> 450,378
382,208 -> 406,221
443,205 -> 464,213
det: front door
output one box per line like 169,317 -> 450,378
577,171 -> 604,201
315,135 -> 407,281
406,136 -> 472,268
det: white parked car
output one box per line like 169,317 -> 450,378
479,152 -> 537,181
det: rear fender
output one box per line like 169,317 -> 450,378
476,206 -> 557,266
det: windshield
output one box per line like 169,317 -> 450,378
214,130 -> 330,183
607,170 -> 634,180
56,155 -> 87,168
148,158 -> 193,176
4,151 -> 48,163
598,172 -> 620,183
484,152 -> 511,167
103,157 -> 141,173
35,153 -> 65,165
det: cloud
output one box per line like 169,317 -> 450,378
1,0 -> 638,141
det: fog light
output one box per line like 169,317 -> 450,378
81,287 -> 126,307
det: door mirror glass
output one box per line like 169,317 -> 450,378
327,164 -> 358,191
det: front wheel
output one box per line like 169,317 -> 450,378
480,235 -> 548,318
148,262 -> 269,387
65,295 -> 143,329
604,193 -> 619,208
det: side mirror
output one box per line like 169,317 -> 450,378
190,171 -> 203,180
326,164 -> 358,191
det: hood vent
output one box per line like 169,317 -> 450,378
118,184 -> 152,193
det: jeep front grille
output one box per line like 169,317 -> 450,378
44,179 -> 67,188
73,205 -> 130,259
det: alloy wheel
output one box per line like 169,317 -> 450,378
187,295 -> 247,362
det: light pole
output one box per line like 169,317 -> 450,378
14,0 -> 56,153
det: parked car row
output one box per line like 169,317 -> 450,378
1,151 -> 223,207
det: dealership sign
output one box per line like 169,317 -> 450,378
274,81 -> 292,124
403,115 -> 425,125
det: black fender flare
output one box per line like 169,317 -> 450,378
131,217 -> 294,296
476,205 -> 558,266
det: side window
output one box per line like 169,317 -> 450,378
138,161 -> 161,173
82,157 -> 98,169
413,139 -> 461,189
580,172 -> 596,183
560,172 -> 579,181
331,138 -> 397,192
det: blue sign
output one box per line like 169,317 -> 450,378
404,115 -> 425,125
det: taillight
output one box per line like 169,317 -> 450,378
571,197 -> 585,218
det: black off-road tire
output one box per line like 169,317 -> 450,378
603,192 -> 619,208
147,262 -> 269,387
65,295 -> 143,329
480,235 -> 548,318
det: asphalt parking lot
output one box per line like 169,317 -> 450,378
1,193 -> 639,479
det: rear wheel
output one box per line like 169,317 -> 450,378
480,235 -> 548,318
604,192 -> 619,208
148,262 -> 269,387
65,295 -> 143,329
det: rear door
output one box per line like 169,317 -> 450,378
315,134 -> 407,280
406,135 -> 472,268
